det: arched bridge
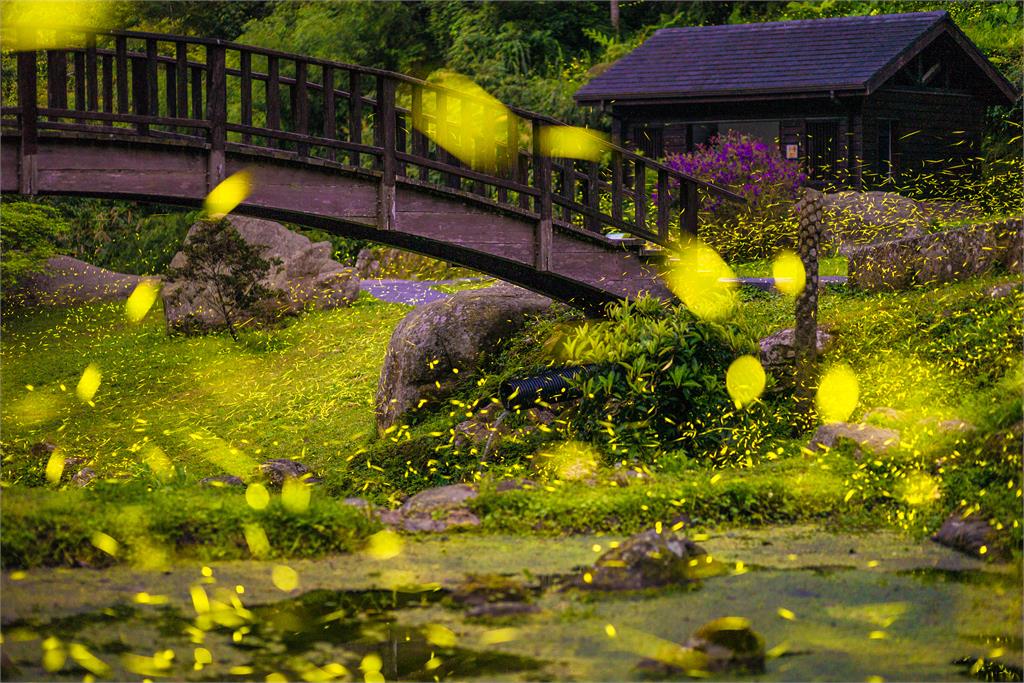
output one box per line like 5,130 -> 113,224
1,29 -> 740,312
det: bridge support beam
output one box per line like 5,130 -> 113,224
17,49 -> 38,196
205,44 -> 227,191
377,77 -> 397,231
532,120 -> 553,271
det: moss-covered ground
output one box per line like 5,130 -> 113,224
1,272 -> 1020,569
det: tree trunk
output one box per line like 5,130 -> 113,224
610,0 -> 620,35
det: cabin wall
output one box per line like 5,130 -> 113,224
861,87 -> 986,185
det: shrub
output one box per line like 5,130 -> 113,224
665,130 -> 807,217
560,296 -> 784,464
0,201 -> 69,292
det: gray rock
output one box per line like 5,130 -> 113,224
759,327 -> 832,369
163,216 -> 360,333
258,458 -> 313,487
686,617 -> 766,674
495,478 -> 538,493
401,484 -> 477,516
375,285 -> 551,430
932,510 -> 1003,559
863,406 -> 907,423
986,282 -> 1022,299
466,602 -> 540,618
581,528 -> 707,590
342,497 -> 371,510
200,475 -> 245,488
809,422 -> 900,456
71,467 -> 97,487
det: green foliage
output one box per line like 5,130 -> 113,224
0,201 -> 69,292
561,297 -> 782,463
1,484 -> 378,569
164,218 -> 279,341
50,199 -> 197,275
110,0 -> 273,40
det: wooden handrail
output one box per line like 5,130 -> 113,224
3,26 -> 746,247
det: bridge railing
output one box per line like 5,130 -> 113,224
3,27 -> 741,250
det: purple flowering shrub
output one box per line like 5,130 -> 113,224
664,131 -> 807,261
666,130 -> 806,215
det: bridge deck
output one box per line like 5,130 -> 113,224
1,28 -> 741,311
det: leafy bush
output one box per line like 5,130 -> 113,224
0,201 -> 69,292
665,130 -> 806,217
560,297 -> 784,463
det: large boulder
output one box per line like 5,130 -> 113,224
809,422 -> 900,456
375,284 -> 552,431
579,528 -> 708,590
162,216 -> 360,333
821,191 -> 982,247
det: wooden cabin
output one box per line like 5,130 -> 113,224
574,11 -> 1017,188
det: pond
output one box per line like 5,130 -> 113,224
2,528 -> 1020,681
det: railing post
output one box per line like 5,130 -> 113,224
657,169 -> 669,241
17,48 -> 38,195
586,161 -> 600,233
681,179 -> 699,238
532,119 -> 553,271
377,76 -> 396,231
131,56 -> 149,134
293,60 -> 308,157
206,43 -> 227,189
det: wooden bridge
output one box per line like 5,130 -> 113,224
1,29 -> 740,312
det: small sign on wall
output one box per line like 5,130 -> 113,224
785,143 -> 799,160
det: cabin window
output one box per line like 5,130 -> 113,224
631,125 -> 664,158
805,119 -> 840,184
877,119 -> 897,178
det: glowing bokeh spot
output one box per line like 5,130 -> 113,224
425,624 -> 457,648
816,365 -> 860,423
90,532 -> 119,556
125,280 -> 160,323
771,250 -> 806,296
365,529 -> 403,560
417,72 -> 515,172
68,643 -> 111,677
666,241 -> 737,321
204,170 -> 252,219
605,624 -> 618,638
243,523 -> 271,558
539,126 -> 609,161
42,637 -> 66,672
777,607 -> 796,621
45,450 -> 65,485
271,565 -> 299,592
142,444 -> 174,481
480,628 -> 520,645
245,483 -> 271,511
361,653 -> 384,683
540,441 -> 599,481
2,1 -> 114,50
76,363 -> 101,403
281,477 -> 311,513
725,355 -> 766,408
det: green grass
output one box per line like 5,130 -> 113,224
1,296 -> 410,491
733,256 -> 848,278
2,272 -> 1020,568
430,278 -> 497,294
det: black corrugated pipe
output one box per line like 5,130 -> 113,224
499,364 -> 600,410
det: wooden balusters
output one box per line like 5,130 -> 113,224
175,42 -> 188,120
101,53 -> 113,113
165,60 -> 177,118
46,50 -> 67,111
293,60 -> 308,156
411,85 -> 428,179
115,36 -> 128,113
322,66 -> 335,161
146,39 -> 159,117
586,161 -> 600,233
131,56 -> 148,134
657,168 -> 669,241
190,65 -> 203,120
435,89 -> 458,189
86,34 -> 99,112
634,159 -> 646,232
611,148 -> 623,223
73,49 -> 86,111
682,179 -> 699,237
266,55 -> 280,148
238,51 -> 252,143
348,70 -> 362,167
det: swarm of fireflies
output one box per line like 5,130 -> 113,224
125,280 -> 160,323
539,125 -> 609,161
76,363 -> 101,403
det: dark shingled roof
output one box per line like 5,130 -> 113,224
576,11 -> 956,102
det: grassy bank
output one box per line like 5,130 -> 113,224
1,273 -> 1020,568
